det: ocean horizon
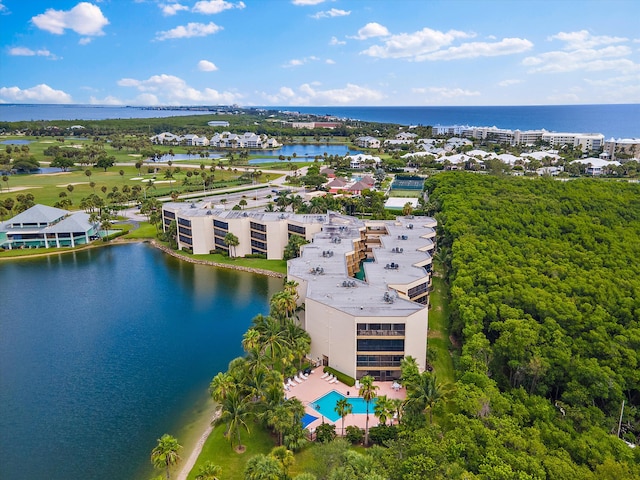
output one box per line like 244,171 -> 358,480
0,103 -> 638,139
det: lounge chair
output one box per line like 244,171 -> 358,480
320,372 -> 329,379
332,377 -> 339,384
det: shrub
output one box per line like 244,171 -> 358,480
315,423 -> 336,443
322,367 -> 355,387
368,425 -> 398,445
345,425 -> 364,445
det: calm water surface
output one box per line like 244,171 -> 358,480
0,244 -> 281,480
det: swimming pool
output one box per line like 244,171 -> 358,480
310,390 -> 378,422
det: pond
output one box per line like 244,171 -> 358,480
0,139 -> 32,145
0,244 -> 281,480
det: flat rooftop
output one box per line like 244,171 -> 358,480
289,214 -> 436,317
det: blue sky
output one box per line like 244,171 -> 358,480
1,0 -> 639,106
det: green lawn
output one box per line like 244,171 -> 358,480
388,189 -> 422,198
187,420 -> 275,480
122,222 -> 157,239
1,137 -> 277,209
178,251 -> 287,275
428,272 -> 455,386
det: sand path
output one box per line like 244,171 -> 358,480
176,410 -> 220,480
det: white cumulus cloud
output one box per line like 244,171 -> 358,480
360,27 -> 533,62
8,47 -> 59,59
351,22 -> 390,40
116,73 -> 241,105
283,56 -> 319,67
292,0 -> 328,5
32,2 -> 109,36
549,30 -> 628,50
311,8 -> 350,19
329,36 -> 346,46
160,3 -> 189,16
523,31 -> 638,75
89,95 -> 124,105
523,45 -> 636,73
155,22 -> 222,40
360,27 -> 472,59
261,83 -> 384,105
0,84 -> 73,103
411,87 -> 480,99
193,0 -> 245,14
422,38 -> 533,61
198,60 -> 218,71
498,79 -> 523,87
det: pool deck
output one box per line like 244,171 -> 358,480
285,369 -> 406,435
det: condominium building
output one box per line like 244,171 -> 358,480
541,132 -> 604,151
603,138 -> 640,160
161,202 -> 437,381
288,213 -> 436,381
162,202 -> 324,257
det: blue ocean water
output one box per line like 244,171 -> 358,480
1,103 -> 637,140
0,244 -> 281,480
281,105 -> 640,139
0,104 -> 214,122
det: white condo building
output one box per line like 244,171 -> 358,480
161,203 -> 437,381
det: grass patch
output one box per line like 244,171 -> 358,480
187,420 -> 275,480
428,274 -> 455,386
0,246 -> 76,258
388,189 -> 422,198
178,250 -> 287,275
122,222 -> 157,239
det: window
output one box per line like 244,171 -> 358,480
251,231 -> 267,241
357,339 -> 404,352
357,323 -> 405,336
251,239 -> 266,250
356,355 -> 403,367
213,220 -> 228,229
178,226 -> 192,236
250,222 -> 266,232
288,223 -> 306,235
408,282 -> 428,298
178,235 -> 192,245
164,211 -> 175,220
177,217 -> 191,227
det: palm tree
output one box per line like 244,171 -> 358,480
374,395 -> 394,426
270,290 -> 297,321
358,375 -> 378,446
224,232 -> 239,258
244,454 -> 281,480
218,390 -> 252,451
209,372 -> 235,403
335,398 -> 353,436
270,446 -> 295,479
242,328 -> 261,353
407,372 -> 444,424
265,402 -> 292,446
391,398 -> 405,425
195,461 -> 221,480
150,434 -> 182,480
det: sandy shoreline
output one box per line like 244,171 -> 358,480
176,409 -> 221,480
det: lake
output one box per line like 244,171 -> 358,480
0,244 -> 282,480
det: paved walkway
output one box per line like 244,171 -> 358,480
285,370 -> 405,433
